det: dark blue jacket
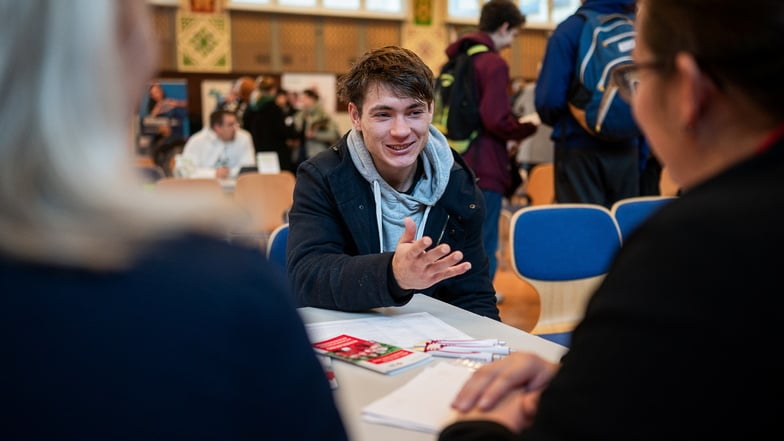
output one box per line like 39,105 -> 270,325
1,233 -> 347,440
535,0 -> 638,148
288,134 -> 500,320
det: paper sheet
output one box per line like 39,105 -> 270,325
361,361 -> 475,433
304,312 -> 474,348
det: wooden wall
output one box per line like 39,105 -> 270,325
148,5 -> 550,129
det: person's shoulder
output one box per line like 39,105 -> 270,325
236,128 -> 254,142
305,141 -> 345,168
299,140 -> 351,178
148,233 -> 263,268
183,128 -> 210,145
141,232 -> 285,293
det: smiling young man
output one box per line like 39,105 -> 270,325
286,46 -> 500,320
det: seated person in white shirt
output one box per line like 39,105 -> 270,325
182,109 -> 255,179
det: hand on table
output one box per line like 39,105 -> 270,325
451,352 -> 559,415
450,387 -> 533,433
392,217 -> 471,290
215,166 -> 230,179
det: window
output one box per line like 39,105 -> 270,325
227,0 -> 405,19
447,0 -> 580,28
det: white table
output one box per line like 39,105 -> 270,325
298,294 -> 568,441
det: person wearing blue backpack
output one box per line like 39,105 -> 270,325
534,0 -> 641,208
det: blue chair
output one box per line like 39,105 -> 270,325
510,204 -> 622,347
611,196 -> 676,242
266,223 -> 289,276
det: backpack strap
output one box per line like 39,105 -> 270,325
466,44 -> 489,56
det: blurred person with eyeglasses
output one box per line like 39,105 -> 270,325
440,0 -> 782,439
181,109 -> 255,179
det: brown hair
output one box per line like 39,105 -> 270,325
337,45 -> 434,115
479,0 -> 525,33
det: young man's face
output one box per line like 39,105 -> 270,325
496,22 -> 521,50
348,83 -> 432,184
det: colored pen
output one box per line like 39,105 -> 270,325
422,350 -> 495,363
414,342 -> 511,355
425,339 -> 506,347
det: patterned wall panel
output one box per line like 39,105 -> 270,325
231,11 -> 272,73
402,23 -> 447,76
176,12 -> 231,72
279,16 -> 317,72
322,19 -> 360,73
149,7 -> 549,81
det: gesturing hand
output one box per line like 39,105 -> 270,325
392,217 -> 471,290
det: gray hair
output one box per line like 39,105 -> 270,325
0,0 -> 238,268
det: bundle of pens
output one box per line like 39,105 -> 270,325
412,339 -> 511,363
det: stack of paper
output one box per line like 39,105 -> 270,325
361,361 -> 475,433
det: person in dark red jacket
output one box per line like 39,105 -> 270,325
444,0 -> 537,282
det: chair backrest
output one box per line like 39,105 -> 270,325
525,162 -> 555,206
232,171 -> 296,234
154,177 -> 225,198
266,223 -> 289,276
510,204 -> 622,341
611,195 -> 676,242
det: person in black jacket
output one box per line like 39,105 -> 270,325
439,0 -> 782,439
244,76 -> 298,173
287,46 -> 500,320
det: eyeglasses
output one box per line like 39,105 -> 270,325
611,60 -> 666,103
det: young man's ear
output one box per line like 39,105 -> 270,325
673,52 -> 716,132
348,102 -> 362,130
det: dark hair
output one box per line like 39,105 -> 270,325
641,0 -> 784,119
258,76 -> 277,93
209,109 -> 235,128
146,82 -> 165,114
337,45 -> 434,115
303,88 -> 319,100
479,0 -> 525,33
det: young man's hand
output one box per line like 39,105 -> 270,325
392,217 -> 471,290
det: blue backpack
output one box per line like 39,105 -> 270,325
567,9 -> 640,142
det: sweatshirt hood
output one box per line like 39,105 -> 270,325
347,125 -> 454,252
